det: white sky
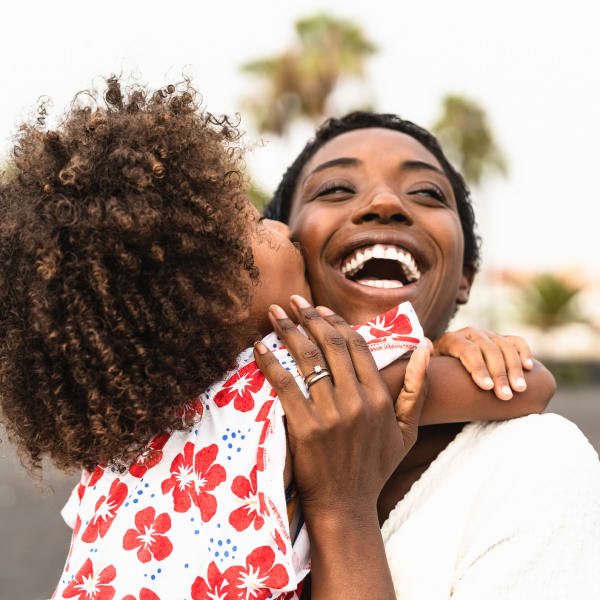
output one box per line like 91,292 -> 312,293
2,0 -> 599,275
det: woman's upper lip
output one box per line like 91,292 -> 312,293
327,230 -> 430,272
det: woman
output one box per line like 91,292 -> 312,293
260,112 -> 600,598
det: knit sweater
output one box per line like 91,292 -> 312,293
381,413 -> 600,599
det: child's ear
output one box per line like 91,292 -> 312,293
456,265 -> 476,305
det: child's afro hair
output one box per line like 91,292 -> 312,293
0,76 -> 257,473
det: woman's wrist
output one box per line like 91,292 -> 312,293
305,506 -> 396,600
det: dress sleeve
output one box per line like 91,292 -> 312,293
450,416 -> 600,599
60,469 -> 91,529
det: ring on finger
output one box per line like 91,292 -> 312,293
304,364 -> 331,386
306,370 -> 332,388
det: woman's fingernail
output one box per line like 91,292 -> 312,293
316,305 -> 335,316
269,304 -> 287,319
290,295 -> 311,309
524,358 -> 534,369
501,385 -> 513,399
483,377 -> 494,388
515,377 -> 527,390
254,341 -> 268,354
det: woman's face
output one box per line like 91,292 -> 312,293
288,127 -> 473,340
248,208 -> 313,335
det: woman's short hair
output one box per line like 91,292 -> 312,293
264,111 -> 481,270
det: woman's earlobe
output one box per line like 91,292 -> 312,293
456,266 -> 475,305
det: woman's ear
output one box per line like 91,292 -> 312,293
456,265 -> 476,305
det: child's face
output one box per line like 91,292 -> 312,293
248,209 -> 313,335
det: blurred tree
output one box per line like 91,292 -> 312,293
517,273 -> 586,329
432,94 -> 507,186
240,13 -> 376,135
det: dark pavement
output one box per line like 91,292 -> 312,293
1,385 -> 598,600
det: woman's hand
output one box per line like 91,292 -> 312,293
253,295 -> 430,600
254,296 -> 429,520
434,327 -> 534,400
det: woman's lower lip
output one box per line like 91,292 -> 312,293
332,267 -> 421,297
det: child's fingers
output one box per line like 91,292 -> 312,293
489,333 -> 527,393
395,343 -> 430,436
463,331 -> 513,400
503,335 -> 534,370
253,342 -> 312,423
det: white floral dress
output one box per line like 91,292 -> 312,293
54,302 -> 423,600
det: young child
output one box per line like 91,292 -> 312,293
0,78 -> 553,600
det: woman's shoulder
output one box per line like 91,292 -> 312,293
466,412 -> 599,470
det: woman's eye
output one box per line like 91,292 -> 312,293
313,183 -> 355,200
409,186 -> 447,204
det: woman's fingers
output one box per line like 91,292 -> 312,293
288,296 -> 359,392
267,304 -> 337,409
253,341 -> 312,423
395,343 -> 430,439
314,305 -> 382,387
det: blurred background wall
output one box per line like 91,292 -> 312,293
1,1 -> 599,598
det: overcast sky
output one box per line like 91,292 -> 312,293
2,0 -> 599,274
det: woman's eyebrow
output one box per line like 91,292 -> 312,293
400,160 -> 445,176
307,157 -> 360,177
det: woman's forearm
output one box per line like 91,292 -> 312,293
306,508 -> 396,600
381,356 -> 556,425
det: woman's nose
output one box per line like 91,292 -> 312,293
262,218 -> 291,239
351,190 -> 413,225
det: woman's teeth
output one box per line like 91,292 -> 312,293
358,279 -> 404,289
340,244 -> 421,284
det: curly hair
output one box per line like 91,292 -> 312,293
0,77 -> 258,473
264,111 -> 481,270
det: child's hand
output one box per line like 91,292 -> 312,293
433,327 -> 534,400
253,296 -> 429,524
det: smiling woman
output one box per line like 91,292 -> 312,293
264,111 -> 600,599
266,113 -> 478,341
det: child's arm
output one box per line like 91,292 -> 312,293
433,327 -> 535,400
380,354 -> 555,425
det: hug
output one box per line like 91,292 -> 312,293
0,78 -> 598,600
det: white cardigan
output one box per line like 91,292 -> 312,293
381,413 -> 600,599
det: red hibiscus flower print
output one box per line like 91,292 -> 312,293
121,589 -> 160,600
363,309 -> 420,344
122,506 -> 173,563
180,397 -> 205,422
223,546 -> 289,600
62,558 -> 116,600
191,562 -> 227,600
161,442 -> 226,519
81,479 -> 128,543
213,362 -> 265,412
129,433 -> 170,478
229,466 -> 268,532
87,466 -> 104,488
366,311 -> 411,338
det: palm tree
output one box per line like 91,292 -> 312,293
240,13 -> 376,135
517,273 -> 586,329
432,94 -> 507,186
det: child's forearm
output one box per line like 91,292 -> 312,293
380,356 -> 556,425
